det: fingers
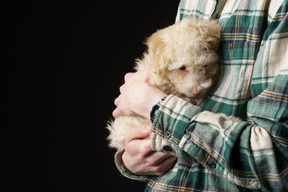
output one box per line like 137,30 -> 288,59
114,72 -> 134,108
112,72 -> 133,118
150,155 -> 177,176
124,150 -> 177,176
112,108 -> 119,118
119,84 -> 124,94
114,96 -> 119,106
125,125 -> 151,145
112,95 -> 121,118
147,152 -> 176,166
122,125 -> 178,176
124,72 -> 134,81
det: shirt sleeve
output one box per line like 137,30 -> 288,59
114,151 -> 150,182
151,3 -> 288,191
151,93 -> 288,189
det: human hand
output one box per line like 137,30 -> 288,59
122,125 -> 177,176
113,68 -> 167,119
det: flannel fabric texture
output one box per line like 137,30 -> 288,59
115,0 -> 288,191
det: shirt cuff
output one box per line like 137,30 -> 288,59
114,151 -> 150,182
150,95 -> 202,160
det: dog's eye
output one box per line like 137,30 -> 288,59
202,64 -> 208,68
179,66 -> 186,71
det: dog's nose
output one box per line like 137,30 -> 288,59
192,87 -> 202,96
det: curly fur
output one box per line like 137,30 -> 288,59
107,17 -> 222,152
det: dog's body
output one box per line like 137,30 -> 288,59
107,17 -> 222,152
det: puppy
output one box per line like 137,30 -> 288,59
107,17 -> 221,152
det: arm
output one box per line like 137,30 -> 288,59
113,2 -> 288,190
151,92 -> 287,190
150,5 -> 288,190
113,69 -> 176,180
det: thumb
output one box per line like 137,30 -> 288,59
125,124 -> 151,145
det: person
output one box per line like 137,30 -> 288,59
113,0 -> 288,191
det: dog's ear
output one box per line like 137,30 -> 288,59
197,19 -> 222,51
145,29 -> 171,76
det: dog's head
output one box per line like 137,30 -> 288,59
145,17 -> 221,98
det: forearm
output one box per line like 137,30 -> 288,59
151,95 -> 288,190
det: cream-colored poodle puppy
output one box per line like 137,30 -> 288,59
107,17 -> 221,152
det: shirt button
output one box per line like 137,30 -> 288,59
163,145 -> 172,152
165,130 -> 171,138
209,161 -> 216,169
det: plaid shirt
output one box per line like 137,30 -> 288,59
115,0 -> 288,191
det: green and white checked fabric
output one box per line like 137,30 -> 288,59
115,0 -> 288,191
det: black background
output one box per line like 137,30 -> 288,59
5,0 -> 179,191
